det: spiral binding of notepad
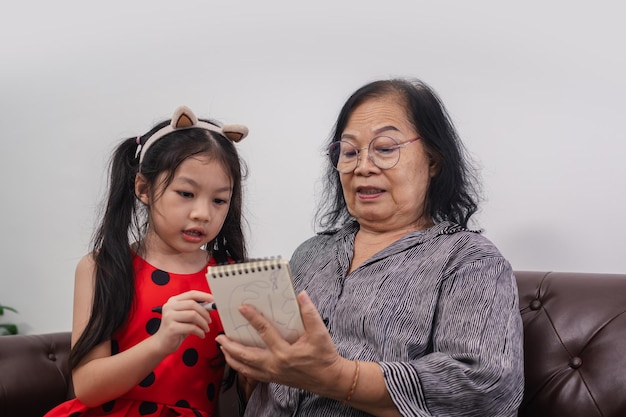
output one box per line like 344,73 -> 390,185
208,257 -> 287,278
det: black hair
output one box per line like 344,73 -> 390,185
316,78 -> 480,231
69,119 -> 247,370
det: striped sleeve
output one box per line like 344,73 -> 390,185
380,255 -> 524,417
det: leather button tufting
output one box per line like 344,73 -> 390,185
569,357 -> 583,369
48,353 -> 57,361
530,299 -> 542,310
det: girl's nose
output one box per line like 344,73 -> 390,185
191,202 -> 211,222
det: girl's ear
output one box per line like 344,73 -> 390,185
135,173 -> 150,205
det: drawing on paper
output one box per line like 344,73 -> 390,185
208,259 -> 304,347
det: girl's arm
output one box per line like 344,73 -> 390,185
70,254 -> 214,407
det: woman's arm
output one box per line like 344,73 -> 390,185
70,255 -> 215,407
216,291 -> 402,417
385,257 -> 523,416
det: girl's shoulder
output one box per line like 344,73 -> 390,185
75,253 -> 96,277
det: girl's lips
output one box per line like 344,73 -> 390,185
182,228 -> 205,243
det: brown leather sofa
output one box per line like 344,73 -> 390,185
1,271 -> 625,417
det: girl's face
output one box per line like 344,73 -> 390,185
136,154 -> 232,258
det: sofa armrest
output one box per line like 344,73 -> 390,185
0,332 -> 73,417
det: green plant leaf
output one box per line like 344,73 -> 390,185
0,305 -> 19,315
0,324 -> 18,335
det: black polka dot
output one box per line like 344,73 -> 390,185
102,400 -> 115,412
69,413 -> 82,417
151,270 -> 170,286
192,409 -> 202,417
139,401 -> 158,415
139,371 -> 155,387
111,339 -> 119,355
206,382 -> 216,401
146,317 -> 161,335
182,348 -> 199,366
175,399 -> 190,408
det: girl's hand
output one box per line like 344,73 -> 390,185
154,290 -> 214,354
216,291 -> 351,400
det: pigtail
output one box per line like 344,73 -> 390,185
70,136 -> 142,369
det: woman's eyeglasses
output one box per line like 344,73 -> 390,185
327,136 -> 421,173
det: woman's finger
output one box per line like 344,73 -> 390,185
237,304 -> 290,350
217,335 -> 270,380
219,344 -> 263,381
295,291 -> 333,344
296,291 -> 322,329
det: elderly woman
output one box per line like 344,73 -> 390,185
216,78 -> 524,417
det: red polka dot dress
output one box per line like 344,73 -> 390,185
44,254 -> 225,417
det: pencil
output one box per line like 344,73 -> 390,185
151,301 -> 217,314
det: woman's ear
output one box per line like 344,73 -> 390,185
429,157 -> 440,177
421,141 -> 440,178
426,150 -> 441,178
135,173 -> 150,205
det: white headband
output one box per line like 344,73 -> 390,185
137,105 -> 249,164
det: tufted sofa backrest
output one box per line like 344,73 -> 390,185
515,271 -> 626,417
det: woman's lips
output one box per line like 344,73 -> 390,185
356,186 -> 384,199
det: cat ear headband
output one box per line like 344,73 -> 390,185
136,105 -> 249,164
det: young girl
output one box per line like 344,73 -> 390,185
45,106 -> 249,417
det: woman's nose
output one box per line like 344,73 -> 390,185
353,148 -> 378,174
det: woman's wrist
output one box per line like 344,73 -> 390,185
315,357 -> 359,402
342,360 -> 360,404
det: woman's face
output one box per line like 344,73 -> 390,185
339,94 -> 437,233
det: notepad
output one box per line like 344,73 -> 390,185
207,258 -> 304,347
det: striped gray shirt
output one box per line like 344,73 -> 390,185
244,221 -> 524,417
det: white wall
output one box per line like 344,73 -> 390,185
1,1 -> 624,335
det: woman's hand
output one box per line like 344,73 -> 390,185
154,290 -> 214,354
237,372 -> 258,402
215,291 -> 353,401
217,291 -> 400,416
